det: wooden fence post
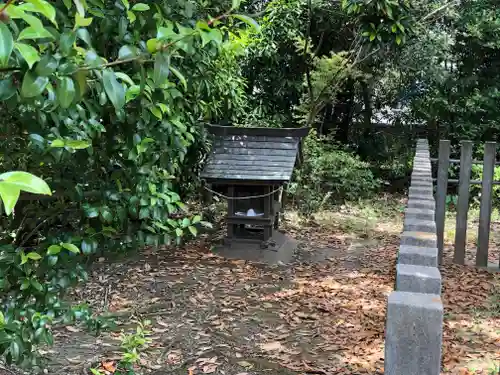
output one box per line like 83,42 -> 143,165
435,140 -> 450,265
476,142 -> 496,267
454,141 -> 473,265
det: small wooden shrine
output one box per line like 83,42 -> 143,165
201,125 -> 308,255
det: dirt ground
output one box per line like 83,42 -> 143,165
29,200 -> 497,375
2,199 -> 499,375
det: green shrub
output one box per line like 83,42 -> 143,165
289,131 -> 380,213
470,164 -> 500,209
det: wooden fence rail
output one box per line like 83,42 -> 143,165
434,140 -> 499,268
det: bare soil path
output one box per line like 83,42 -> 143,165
6,202 -> 499,375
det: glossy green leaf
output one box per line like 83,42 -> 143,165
73,0 -> 85,16
0,171 -> 51,195
139,207 -> 150,219
50,139 -> 65,148
100,213 -> 113,225
232,14 -> 260,32
83,204 -> 99,218
0,331 -> 11,345
35,53 -> 58,75
200,221 -> 213,228
0,78 -> 17,100
175,228 -> 183,237
84,50 -> 101,67
47,255 -> 58,266
81,238 -> 97,254
18,12 -> 45,30
20,277 -> 30,287
126,84 -> 140,102
9,340 -> 20,361
153,52 -> 170,86
157,25 -> 175,40
170,66 -> 187,90
65,139 -> 90,149
127,10 -> 136,23
188,225 -> 197,236
232,0 -> 240,9
149,106 -> 162,119
118,45 -> 138,60
30,279 -> 43,291
62,243 -> 80,254
21,71 -> 49,97
60,31 -> 76,55
24,0 -> 57,25
0,23 -> 14,67
47,244 -> 62,255
56,76 -> 76,108
15,43 -> 39,69
18,26 -> 54,41
102,69 -> 125,110
0,311 -> 4,326
0,183 -> 20,215
76,28 -> 92,46
115,72 -> 134,86
75,13 -> 92,27
26,252 -> 42,260
132,3 -> 150,11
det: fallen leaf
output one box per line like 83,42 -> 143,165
260,341 -> 282,351
101,361 -> 116,373
237,361 -> 253,368
65,326 -> 80,332
202,364 -> 217,373
156,317 -> 170,327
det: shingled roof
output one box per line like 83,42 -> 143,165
201,125 -> 309,182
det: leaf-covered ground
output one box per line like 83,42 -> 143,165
17,200 -> 500,374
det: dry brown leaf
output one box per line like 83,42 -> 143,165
156,317 -> 170,327
202,364 -> 217,373
237,361 -> 253,368
65,326 -> 80,332
260,341 -> 282,351
166,350 -> 182,364
101,361 -> 116,373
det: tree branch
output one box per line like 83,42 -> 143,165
304,0 -> 313,99
419,0 -> 460,22
0,0 -> 15,13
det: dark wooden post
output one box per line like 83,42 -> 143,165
263,185 -> 272,240
454,140 -> 473,265
227,185 -> 235,238
476,142 -> 496,267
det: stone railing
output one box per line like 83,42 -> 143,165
384,139 -> 444,375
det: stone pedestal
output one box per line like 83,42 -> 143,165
214,231 -> 297,265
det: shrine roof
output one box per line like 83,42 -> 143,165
200,125 -> 309,183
